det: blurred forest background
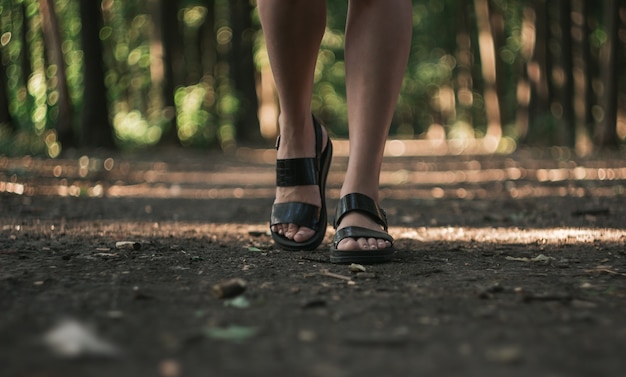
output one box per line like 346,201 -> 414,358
0,0 -> 625,157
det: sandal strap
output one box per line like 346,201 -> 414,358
275,115 -> 324,187
271,202 -> 320,230
276,158 -> 317,186
333,193 -> 388,231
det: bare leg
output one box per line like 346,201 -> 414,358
337,0 -> 412,251
258,0 -> 327,242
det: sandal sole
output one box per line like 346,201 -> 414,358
329,247 -> 394,264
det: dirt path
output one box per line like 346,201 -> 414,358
1,147 -> 625,377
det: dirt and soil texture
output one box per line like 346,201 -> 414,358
1,146 -> 626,377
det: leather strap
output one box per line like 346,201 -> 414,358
271,202 -> 320,230
276,158 -> 317,186
333,193 -> 388,231
274,115 -> 324,187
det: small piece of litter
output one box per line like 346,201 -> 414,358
349,263 -> 367,273
43,319 -> 120,358
224,296 -> 251,309
204,325 -> 258,342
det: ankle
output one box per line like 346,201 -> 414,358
277,113 -> 313,136
276,116 -> 320,159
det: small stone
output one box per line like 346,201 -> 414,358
115,241 -> 141,251
571,300 -> 598,309
355,272 -> 377,279
211,278 -> 247,299
159,358 -> 182,377
485,346 -> 523,364
301,299 -> 326,309
106,310 -> 124,319
297,329 -> 317,342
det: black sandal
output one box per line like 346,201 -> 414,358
270,115 -> 333,251
330,193 -> 394,264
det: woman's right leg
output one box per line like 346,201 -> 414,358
257,0 -> 328,243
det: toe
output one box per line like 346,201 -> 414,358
276,224 -> 285,236
285,223 -> 299,239
337,237 -> 392,251
358,238 -> 370,250
293,226 -> 315,242
377,239 -> 390,249
338,237 -> 360,251
272,225 -> 283,235
367,237 -> 379,250
282,224 -> 292,237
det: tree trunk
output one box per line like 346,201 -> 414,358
150,0 -> 181,146
473,0 -> 501,150
200,0 -> 217,84
455,0 -> 473,126
229,0 -> 261,144
515,5 -> 535,141
549,0 -> 575,146
181,2 -> 206,85
78,0 -> 116,149
489,1 -> 507,127
38,0 -> 75,148
0,51 -> 13,130
20,2 -> 33,97
526,0 -> 551,145
595,0 -> 620,147
571,0 -> 594,153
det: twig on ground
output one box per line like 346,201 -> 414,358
319,269 -> 353,282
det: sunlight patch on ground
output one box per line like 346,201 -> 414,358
3,221 -> 623,248
2,181 -> 624,200
395,226 -> 626,244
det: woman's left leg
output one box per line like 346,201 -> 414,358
337,0 -> 412,251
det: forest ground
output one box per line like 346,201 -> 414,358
1,142 -> 626,377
